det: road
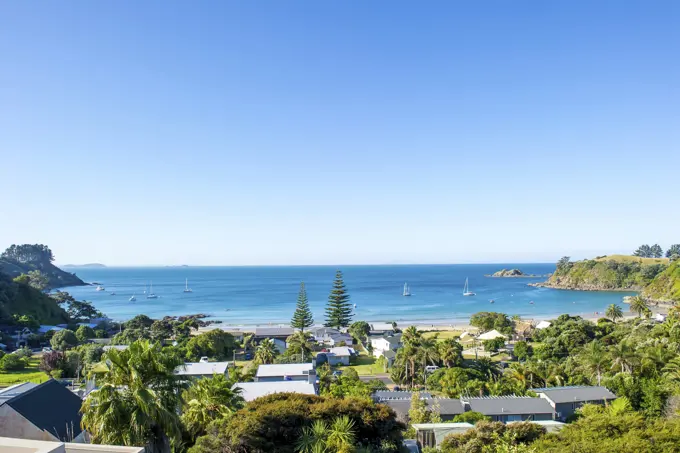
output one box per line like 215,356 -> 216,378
359,373 -> 394,386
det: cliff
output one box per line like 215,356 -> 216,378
642,261 -> 680,303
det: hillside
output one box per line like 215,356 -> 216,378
643,261 -> 680,303
0,244 -> 86,289
534,255 -> 668,291
0,271 -> 69,324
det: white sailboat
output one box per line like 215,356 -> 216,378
402,282 -> 411,296
146,281 -> 158,299
463,278 -> 476,296
183,278 -> 193,293
129,294 -> 136,302
96,285 -> 105,291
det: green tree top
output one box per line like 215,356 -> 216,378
324,270 -> 353,329
291,282 -> 314,332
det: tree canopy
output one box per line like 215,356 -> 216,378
291,282 -> 314,332
324,270 -> 353,328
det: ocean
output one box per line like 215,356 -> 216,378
58,264 -> 635,326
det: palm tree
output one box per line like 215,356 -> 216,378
471,357 -> 501,380
629,296 -> 650,318
296,416 -> 356,453
287,331 -> 314,362
606,304 -> 624,322
181,374 -> 244,439
255,338 -> 278,364
401,326 -> 422,388
438,338 -> 463,368
610,341 -> 637,373
81,340 -> 184,453
580,340 -> 609,385
662,356 -> 680,384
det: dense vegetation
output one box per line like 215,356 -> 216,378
643,261 -> 680,303
0,271 -> 69,325
0,244 -> 86,288
325,270 -> 353,328
549,255 -> 668,290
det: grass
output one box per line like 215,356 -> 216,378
0,357 -> 50,388
421,330 -> 463,341
344,354 -> 386,376
594,254 -> 669,265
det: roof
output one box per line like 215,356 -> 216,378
38,325 -> 65,333
0,382 -> 39,405
412,422 -> 474,429
465,396 -> 554,415
374,390 -> 432,401
313,327 -> 342,336
328,347 -> 355,357
233,381 -> 317,401
0,437 -> 145,453
371,334 -> 402,346
379,398 -> 464,419
256,363 -> 314,378
175,362 -> 230,376
370,322 -> 395,331
412,423 -> 474,444
536,321 -> 552,329
4,379 -> 83,440
254,327 -> 294,337
102,345 -> 129,351
478,329 -> 507,340
535,386 -> 617,403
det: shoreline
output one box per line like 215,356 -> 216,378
528,282 -> 642,293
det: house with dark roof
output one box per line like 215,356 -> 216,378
373,391 -> 464,422
253,327 -> 295,340
463,396 -> 554,422
536,386 -> 617,420
0,380 -> 85,442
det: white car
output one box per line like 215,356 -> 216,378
424,365 -> 439,373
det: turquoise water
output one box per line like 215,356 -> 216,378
59,264 -> 635,325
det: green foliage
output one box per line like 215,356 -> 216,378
189,393 -> 404,453
643,261 -> 680,302
285,331 -> 314,361
629,296 -> 651,318
634,244 -> 653,258
182,374 -> 244,440
291,282 -> 314,332
185,330 -> 235,361
548,257 -> 667,291
0,271 -> 69,325
667,244 -> 680,258
349,321 -> 371,346
513,341 -> 531,361
470,312 -> 514,335
483,337 -> 505,352
76,325 -> 96,342
556,256 -> 572,275
605,303 -> 624,322
451,411 -> 490,424
440,421 -> 545,453
324,270 -> 353,328
0,244 -> 85,289
67,300 -> 102,322
0,354 -> 26,371
255,338 -> 278,364
50,329 -> 79,350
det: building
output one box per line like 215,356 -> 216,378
255,363 -> 316,382
369,323 -> 395,335
253,327 -> 294,341
174,362 -> 230,379
0,380 -> 85,442
373,391 -> 465,422
313,327 -> 353,347
477,330 -> 507,341
0,436 -> 144,453
323,347 -> 355,366
463,396 -> 554,422
412,423 -> 474,448
102,345 -> 128,352
370,333 -> 402,359
233,381 -> 317,402
536,386 -> 617,420
535,321 -> 551,330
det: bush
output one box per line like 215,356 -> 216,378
76,325 -> 96,342
40,350 -> 67,372
452,411 -> 490,424
470,312 -> 514,335
13,346 -> 33,359
50,329 -> 78,350
482,337 -> 505,352
0,353 -> 26,371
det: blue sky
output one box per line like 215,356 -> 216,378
1,1 -> 678,266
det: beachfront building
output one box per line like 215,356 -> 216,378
233,381 -> 317,402
477,330 -> 507,341
255,363 -> 316,382
0,381 -> 86,442
535,321 -> 551,330
369,323 -> 395,336
174,361 -> 230,379
536,386 -> 617,421
462,396 -> 555,422
0,437 -> 144,453
370,333 -> 402,359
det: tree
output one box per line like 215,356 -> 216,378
296,417 -> 356,453
291,282 -> 314,332
650,244 -> 663,258
67,300 -> 102,322
2,244 -> 54,263
666,244 -> 680,258
438,338 -> 464,368
184,330 -> 235,361
39,350 -> 67,373
81,340 -> 184,453
556,256 -> 572,273
324,271 -> 353,328
452,411 -> 490,424
408,392 -> 431,424
26,270 -> 49,291
629,296 -> 650,318
580,340 -> 609,385
634,245 -> 652,258
483,337 -> 505,352
606,304 -> 624,322
349,321 -> 371,347
255,338 -> 277,364
181,374 -> 244,439
0,354 -> 26,371
76,325 -> 96,343
286,331 -> 314,362
51,329 -> 78,350
513,341 -> 531,361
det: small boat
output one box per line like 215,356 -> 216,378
402,282 -> 411,297
529,301 -> 535,305
353,303 -> 357,308
463,278 -> 476,296
96,285 -> 105,291
129,294 -> 136,302
489,299 -> 495,304
146,281 -> 158,299
183,278 -> 193,293
110,292 -> 116,296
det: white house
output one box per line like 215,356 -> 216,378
535,321 -> 552,330
233,381 -> 317,402
478,330 -> 506,341
369,323 -> 395,335
370,333 -> 402,358
255,363 -> 316,382
175,361 -> 230,379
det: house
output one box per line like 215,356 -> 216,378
322,347 -> 355,366
0,380 -> 85,442
373,391 -> 465,422
477,330 -> 506,341
0,437 -> 144,453
370,333 -> 402,359
369,323 -> 395,335
535,321 -> 552,330
174,362 -> 230,379
253,327 -> 294,341
313,327 -> 353,347
463,396 -> 554,422
412,423 -> 474,448
38,326 -> 65,334
233,380 -> 317,402
536,386 -> 617,420
255,363 -> 316,382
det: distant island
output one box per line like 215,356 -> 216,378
62,263 -> 107,269
0,244 -> 87,289
485,268 -> 544,278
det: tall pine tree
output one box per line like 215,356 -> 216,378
291,282 -> 314,332
324,270 -> 353,328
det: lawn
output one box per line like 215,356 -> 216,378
422,330 -> 463,341
344,355 -> 386,376
0,357 -> 50,388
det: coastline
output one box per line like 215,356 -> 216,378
528,282 -> 642,292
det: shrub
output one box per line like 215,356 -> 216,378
0,353 -> 26,371
13,346 -> 33,359
50,329 -> 78,350
76,325 -> 96,342
452,411 -> 490,424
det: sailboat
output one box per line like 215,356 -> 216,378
183,278 -> 193,293
463,278 -> 476,296
146,281 -> 158,299
402,282 -> 411,297
129,294 -> 136,302
95,285 -> 105,291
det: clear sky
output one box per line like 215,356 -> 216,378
1,1 -> 678,266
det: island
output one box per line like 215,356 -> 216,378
62,263 -> 107,269
0,244 -> 87,289
485,268 -> 544,278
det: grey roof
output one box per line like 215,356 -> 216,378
374,390 -> 432,401
0,382 -> 39,406
313,327 -> 342,336
466,396 -> 554,416
536,386 -> 617,404
254,327 -> 294,337
328,347 -> 355,357
256,363 -> 314,378
4,379 -> 83,440
372,334 -> 402,346
381,398 -> 464,417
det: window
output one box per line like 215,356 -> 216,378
506,415 -> 522,422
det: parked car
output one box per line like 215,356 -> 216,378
424,365 -> 439,373
42,347 -> 52,353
